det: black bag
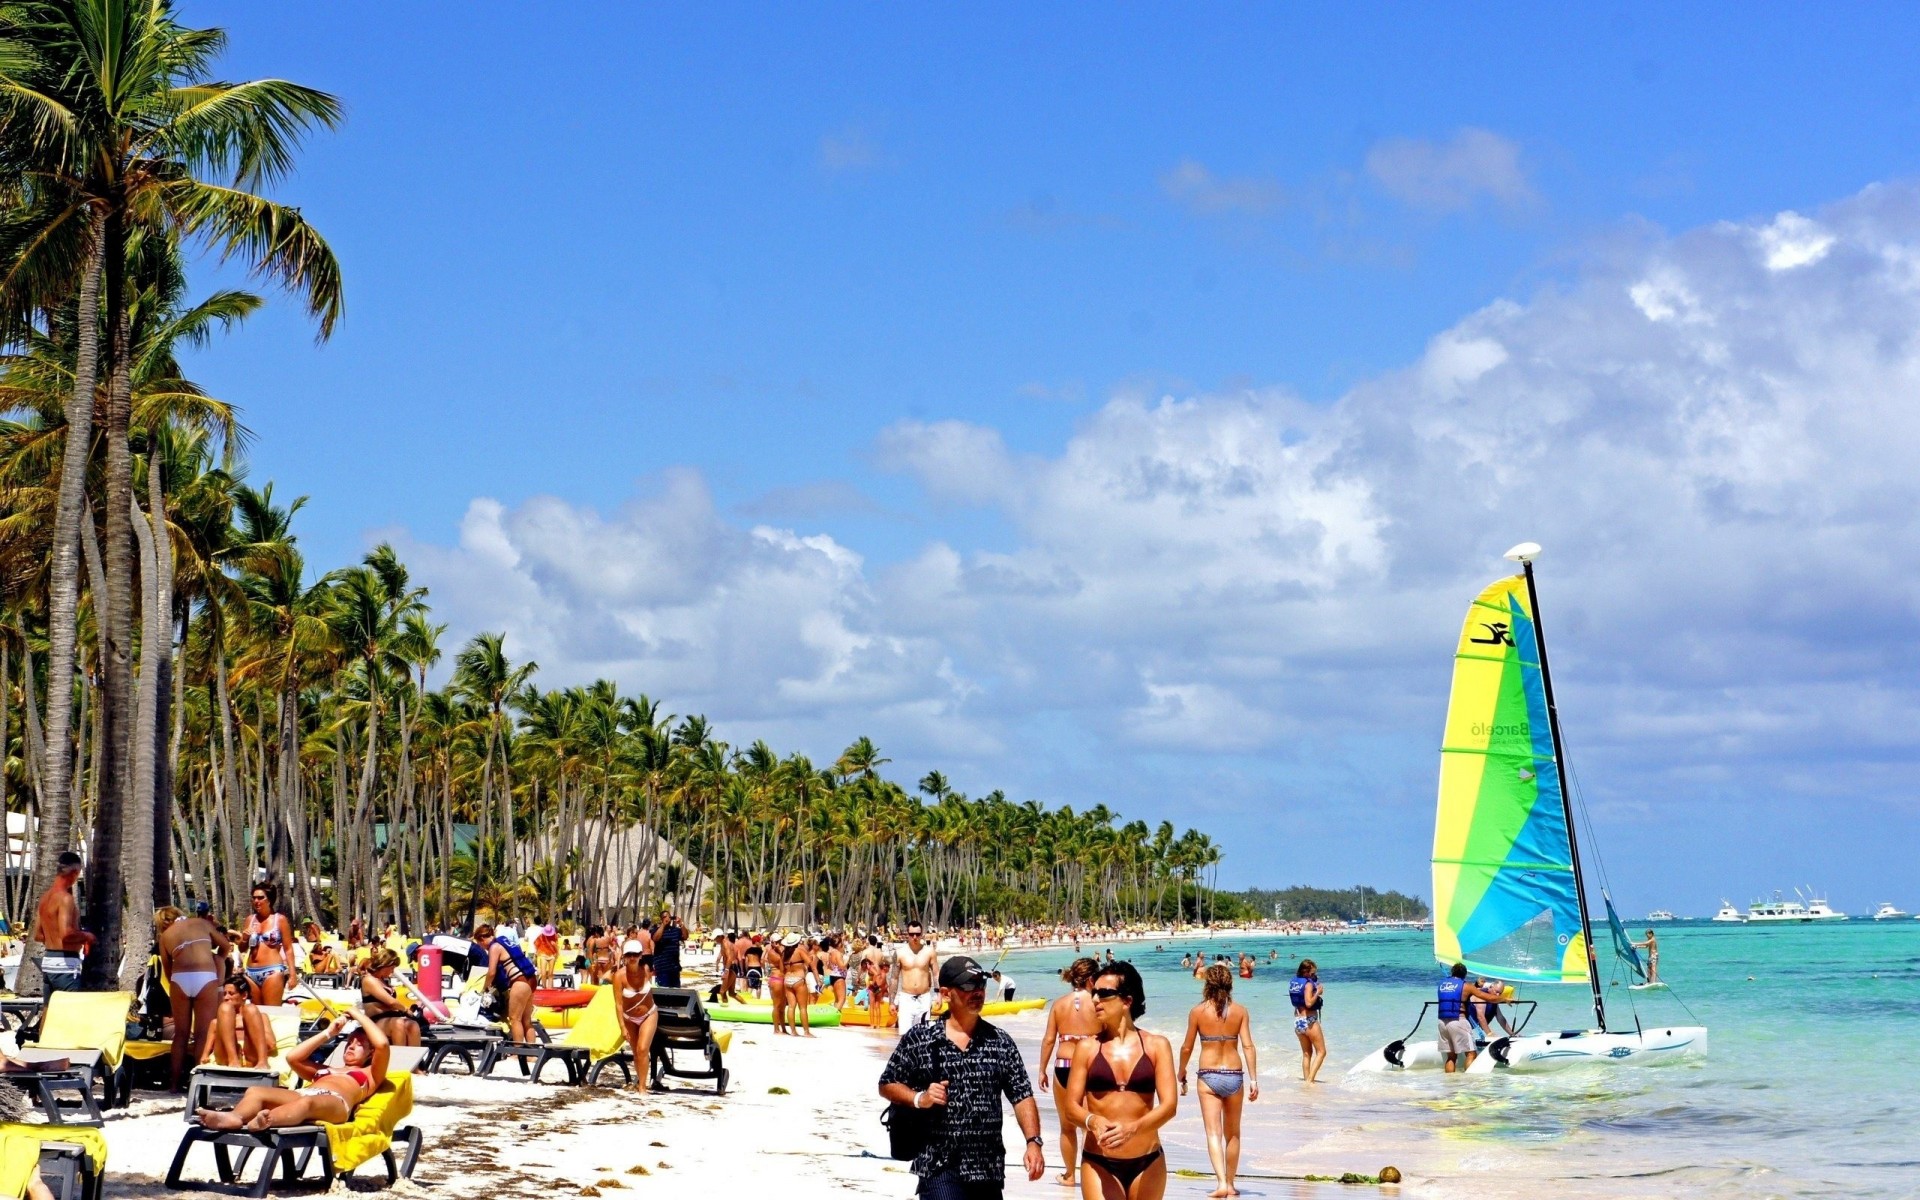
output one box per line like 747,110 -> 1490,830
882,1100 -> 933,1161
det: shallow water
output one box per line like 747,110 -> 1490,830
1005,921 -> 1920,1198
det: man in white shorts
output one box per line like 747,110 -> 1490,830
1436,962 -> 1504,1072
891,921 -> 938,1032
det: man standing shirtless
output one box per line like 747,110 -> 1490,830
32,852 -> 92,998
890,920 -> 938,1031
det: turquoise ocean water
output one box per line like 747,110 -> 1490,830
1003,921 -> 1920,1198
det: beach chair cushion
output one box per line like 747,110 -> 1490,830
30,993 -> 131,1070
562,987 -> 626,1063
325,1071 -> 412,1173
0,1124 -> 106,1199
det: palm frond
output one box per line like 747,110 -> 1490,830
158,178 -> 342,337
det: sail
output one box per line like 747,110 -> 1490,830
1432,575 -> 1589,983
1604,892 -> 1648,983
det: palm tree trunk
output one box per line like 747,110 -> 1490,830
25,218 -> 106,996
150,461 -> 177,904
121,487 -> 160,975
84,205 -> 137,989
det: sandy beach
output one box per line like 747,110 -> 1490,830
65,1001 -> 1381,1200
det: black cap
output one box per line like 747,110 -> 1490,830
939,956 -> 989,991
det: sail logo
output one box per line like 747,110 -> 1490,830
1470,721 -> 1530,737
1608,1047 -> 1633,1059
1470,622 -> 1515,646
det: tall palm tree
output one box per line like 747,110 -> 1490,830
0,0 -> 342,984
451,632 -> 534,916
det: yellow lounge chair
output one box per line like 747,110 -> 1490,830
479,985 -> 623,1084
11,992 -> 133,1118
0,1123 -> 106,1200
165,1070 -> 421,1197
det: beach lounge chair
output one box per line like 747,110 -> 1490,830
165,1069 -> 422,1197
0,1124 -> 107,1200
640,988 -> 729,1094
7,992 -> 133,1120
419,1024 -> 498,1074
0,999 -> 43,1041
479,985 -> 622,1084
181,1006 -> 307,1119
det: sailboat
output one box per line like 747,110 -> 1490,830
1352,543 -> 1707,1074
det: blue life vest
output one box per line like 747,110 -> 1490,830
1437,977 -> 1466,1021
1289,976 -> 1321,1012
498,937 -> 537,982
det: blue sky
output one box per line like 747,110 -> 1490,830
185,3 -> 1920,911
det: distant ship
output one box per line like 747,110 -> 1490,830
1871,901 -> 1910,921
1746,889 -> 1848,924
1646,909 -> 1678,921
1712,900 -> 1744,923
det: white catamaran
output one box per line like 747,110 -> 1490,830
1352,543 -> 1707,1074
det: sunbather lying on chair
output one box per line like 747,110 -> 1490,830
196,1005 -> 390,1132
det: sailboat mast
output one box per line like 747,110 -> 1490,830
1517,559 -> 1608,1033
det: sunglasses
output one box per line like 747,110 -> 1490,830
1091,987 -> 1127,1001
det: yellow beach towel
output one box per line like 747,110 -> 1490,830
34,990 -> 132,1068
323,1070 -> 413,1174
562,985 -> 627,1063
0,1124 -> 106,1199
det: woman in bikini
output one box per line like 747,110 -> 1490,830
765,936 -> 790,1035
1062,962 -> 1178,1200
1289,958 -> 1325,1083
783,933 -> 817,1038
1037,956 -> 1100,1186
208,972 -> 276,1068
157,905 -> 232,1089
1177,964 -> 1260,1198
360,947 -> 426,1047
614,939 -> 658,1093
300,922 -> 339,977
472,924 -> 537,1044
197,1005 -> 390,1131
242,883 -> 296,1006
822,935 -> 849,1009
585,925 -> 613,985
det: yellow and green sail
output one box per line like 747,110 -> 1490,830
1431,575 -> 1589,983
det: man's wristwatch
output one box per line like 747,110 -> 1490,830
1026,1135 -> 1044,1147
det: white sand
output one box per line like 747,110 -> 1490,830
78,1009 -> 1357,1198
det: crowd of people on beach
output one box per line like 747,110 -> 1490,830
17,845 -> 1425,1199
881,949 -> 1317,1200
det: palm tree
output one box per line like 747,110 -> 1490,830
451,632 -> 535,916
0,0 -> 342,984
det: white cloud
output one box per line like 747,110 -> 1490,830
1159,159 -> 1286,216
399,186 -> 1920,884
1365,127 -> 1534,213
1753,210 -> 1834,270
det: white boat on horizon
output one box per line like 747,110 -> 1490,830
1712,900 -> 1744,923
1747,888 -> 1848,923
1351,544 -> 1705,1076
1871,901 -> 1910,920
1646,909 -> 1678,921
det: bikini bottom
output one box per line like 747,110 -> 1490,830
174,970 -> 220,999
1197,1068 -> 1244,1098
245,965 -> 287,986
1083,1147 -> 1163,1190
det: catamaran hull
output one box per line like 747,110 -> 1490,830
1465,1026 -> 1707,1073
1348,1039 -> 1451,1073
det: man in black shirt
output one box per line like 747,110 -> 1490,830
879,956 -> 1045,1200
